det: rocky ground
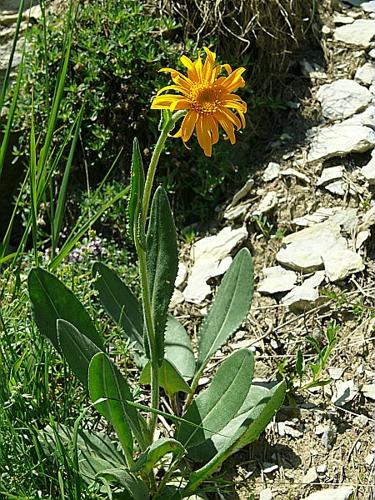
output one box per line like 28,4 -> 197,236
170,1 -> 375,499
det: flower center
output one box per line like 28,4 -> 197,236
190,83 -> 221,114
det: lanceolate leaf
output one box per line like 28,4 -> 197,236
131,438 -> 185,474
196,248 -> 253,372
165,316 -> 195,380
96,468 -> 149,500
28,268 -> 103,352
146,187 -> 178,363
184,381 -> 286,495
140,359 -> 191,397
128,137 -> 145,243
93,262 -> 144,352
176,349 -> 254,459
57,319 -> 101,387
89,352 -> 147,452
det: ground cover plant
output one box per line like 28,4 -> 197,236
27,48 -> 286,498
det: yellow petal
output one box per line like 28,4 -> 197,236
196,116 -> 212,157
180,111 -> 198,142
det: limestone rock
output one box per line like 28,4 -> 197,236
258,266 -> 297,295
344,105 -> 375,129
263,162 -> 280,182
325,180 -> 346,196
332,379 -> 358,406
334,19 -> 375,48
361,154 -> 375,184
252,191 -> 278,215
224,201 -> 252,221
332,14 -> 354,25
231,178 -> 254,205
355,62 -> 375,86
184,226 -> 248,304
303,467 -> 318,485
317,165 -> 344,186
316,79 -> 372,121
276,223 -> 347,272
304,487 -> 354,500
322,248 -> 364,281
280,167 -> 310,183
307,123 -> 375,162
282,271 -> 326,312
361,0 -> 375,12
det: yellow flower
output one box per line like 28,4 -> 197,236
151,48 -> 247,157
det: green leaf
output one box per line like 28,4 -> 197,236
57,319 -> 101,387
93,262 -> 144,355
165,316 -> 195,380
146,187 -> 178,363
131,438 -> 185,474
176,349 -> 254,460
96,468 -> 149,500
183,381 -> 286,495
28,267 -> 103,352
128,137 -> 145,243
140,359 -> 191,397
89,352 -> 147,452
196,248 -> 253,372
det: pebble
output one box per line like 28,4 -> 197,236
263,162 -> 280,182
361,0 -> 375,12
332,13 -> 354,25
231,178 -> 254,205
328,367 -> 345,380
334,19 -> 375,48
262,463 -> 278,474
356,229 -> 370,249
258,265 -> 297,295
281,271 -> 326,312
302,467 -> 318,484
361,154 -> 375,184
252,191 -> 278,215
304,487 -> 354,500
322,248 -> 364,281
175,262 -> 188,288
280,167 -> 310,183
259,488 -> 273,500
365,452 -> 375,465
316,464 -> 327,474
316,166 -> 344,187
362,383 -> 375,400
355,62 -> 375,86
332,380 -> 358,406
316,79 -> 372,120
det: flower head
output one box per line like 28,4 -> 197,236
151,48 -> 247,157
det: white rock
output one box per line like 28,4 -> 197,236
344,105 -> 375,129
231,178 -> 254,205
263,162 -> 280,182
356,230 -> 370,248
259,488 -> 273,500
316,166 -> 344,186
262,463 -> 278,474
183,226 -> 248,304
303,467 -> 318,485
282,271 -> 326,312
316,464 -> 327,474
361,155 -> 375,184
324,180 -> 346,196
328,367 -> 345,380
315,424 -> 327,436
370,84 -> 375,95
175,262 -> 188,288
323,248 -> 364,281
369,48 -> 375,59
334,20 -> 375,48
361,0 -> 375,12
332,13 -> 354,25
360,206 -> 375,229
300,59 -> 327,80
316,79 -> 372,121
293,207 -> 337,227
353,414 -> 368,426
276,223 -> 347,272
362,383 -> 375,400
304,487 -> 354,500
332,380 -> 358,406
280,167 -> 310,183
252,191 -> 278,215
258,266 -> 297,294
169,289 -> 185,308
224,201 -> 252,221
355,62 -> 375,86
365,452 -> 375,465
307,123 -> 375,162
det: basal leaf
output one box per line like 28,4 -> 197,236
183,381 -> 286,495
196,248 -> 253,373
89,352 -> 147,452
57,319 -> 101,387
96,468 -> 149,500
128,137 -> 145,243
176,349 -> 254,458
140,359 -> 191,397
165,316 -> 195,380
146,187 -> 178,363
93,262 -> 144,354
28,267 -> 103,352
131,438 -> 185,474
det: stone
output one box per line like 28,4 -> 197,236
280,167 -> 310,183
224,201 -> 252,221
323,249 -> 364,281
169,289 -> 185,308
231,178 -> 254,205
252,191 -> 278,215
304,487 -> 354,500
355,62 -> 375,86
259,488 -> 273,500
175,262 -> 188,288
344,105 -> 375,129
334,20 -> 375,48
316,166 -> 344,186
316,464 -> 327,474
361,0 -> 375,12
262,463 -> 278,474
328,367 -> 345,380
321,424 -> 336,449
365,453 -> 375,465
263,162 -> 280,182
332,380 -> 358,406
360,206 -> 375,229
300,59 -> 327,80
369,48 -> 375,59
282,271 -> 326,312
293,207 -> 337,227
303,467 -> 318,485
183,226 -> 248,304
361,155 -> 375,184
307,123 -> 375,162
316,79 -> 372,121
332,13 -> 354,25
276,223 -> 347,272
362,383 -> 375,400
356,230 -> 370,248
325,180 -> 346,196
258,266 -> 297,294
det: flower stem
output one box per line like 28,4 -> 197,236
136,110 -> 185,441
